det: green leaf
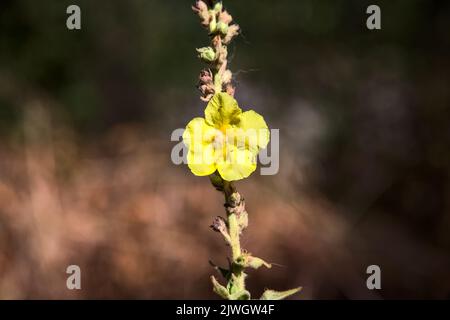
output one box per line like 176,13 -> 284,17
211,276 -> 229,299
235,253 -> 271,270
246,256 -> 272,270
260,287 -> 302,300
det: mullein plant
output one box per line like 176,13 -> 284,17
184,0 -> 301,300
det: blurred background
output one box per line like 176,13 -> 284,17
0,0 -> 449,299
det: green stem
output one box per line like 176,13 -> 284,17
214,72 -> 222,93
222,180 -> 247,297
227,213 -> 241,260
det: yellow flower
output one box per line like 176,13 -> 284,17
183,93 -> 269,181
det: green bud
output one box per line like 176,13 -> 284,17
213,2 -> 223,13
216,21 -> 229,35
208,10 -> 217,33
196,47 -> 216,62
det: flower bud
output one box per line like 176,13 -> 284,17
197,78 -> 215,101
210,216 -> 227,233
196,47 -> 216,62
218,10 -> 233,25
198,83 -> 215,95
213,2 -> 223,13
222,69 -> 232,84
225,83 -> 235,97
223,24 -> 240,44
200,94 -> 214,102
193,0 -> 208,12
199,69 -> 214,84
216,21 -> 229,35
192,1 -> 211,27
208,12 -> 217,33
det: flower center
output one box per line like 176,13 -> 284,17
219,124 -> 229,134
212,129 -> 225,149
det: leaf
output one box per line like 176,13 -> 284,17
211,276 -> 229,299
247,256 -> 272,270
260,287 -> 302,300
236,253 -> 272,270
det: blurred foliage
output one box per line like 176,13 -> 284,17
0,0 -> 449,298
1,0 -> 448,129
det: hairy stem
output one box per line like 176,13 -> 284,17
221,180 -> 249,297
227,213 -> 241,260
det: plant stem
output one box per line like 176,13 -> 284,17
227,213 -> 241,260
195,0 -> 301,301
221,180 -> 248,297
212,34 -> 226,93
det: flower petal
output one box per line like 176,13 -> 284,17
217,145 -> 257,181
183,117 -> 216,150
205,93 -> 242,128
187,144 -> 217,176
183,118 -> 217,176
237,110 -> 270,152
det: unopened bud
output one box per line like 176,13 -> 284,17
199,69 -> 214,84
213,2 -> 223,13
192,1 -> 211,27
225,83 -> 235,96
198,83 -> 215,95
208,10 -> 217,33
222,69 -> 232,84
210,216 -> 227,233
223,24 -> 240,44
216,21 -> 229,35
193,0 -> 208,12
218,10 -> 233,25
200,94 -> 214,102
196,47 -> 216,62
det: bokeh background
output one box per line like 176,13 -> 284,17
1,0 -> 449,299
